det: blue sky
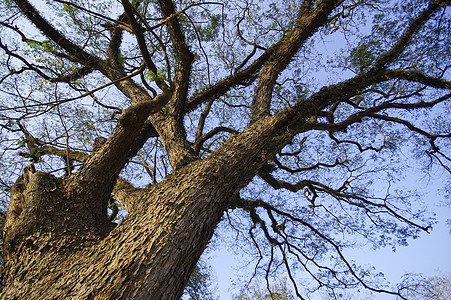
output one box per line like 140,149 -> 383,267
206,173 -> 451,299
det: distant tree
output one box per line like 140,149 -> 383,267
400,272 -> 451,299
0,0 -> 450,299
234,277 -> 294,300
183,259 -> 218,300
321,288 -> 375,299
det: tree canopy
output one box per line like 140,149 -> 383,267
0,0 -> 450,299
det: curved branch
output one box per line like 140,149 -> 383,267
257,169 -> 314,195
193,126 -> 239,154
273,156 -> 343,173
13,0 -> 103,68
300,93 -> 451,136
372,0 -> 449,70
234,11 -> 266,73
328,131 -> 385,153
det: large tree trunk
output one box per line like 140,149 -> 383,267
1,110 -> 293,299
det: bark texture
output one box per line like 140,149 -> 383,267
1,110 -> 293,299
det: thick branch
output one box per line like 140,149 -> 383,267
19,145 -> 89,164
13,0 -> 103,68
158,0 -> 194,117
111,177 -> 146,213
373,0 -> 449,69
63,90 -> 172,221
250,0 -> 341,123
383,69 -> 451,89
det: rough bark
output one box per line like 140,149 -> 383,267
1,109 -> 293,299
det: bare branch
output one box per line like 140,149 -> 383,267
0,63 -> 146,113
193,126 -> 239,155
273,156 -> 343,173
53,0 -> 132,31
0,37 -> 52,81
195,99 -> 214,143
231,196 -> 410,298
121,0 -> 170,91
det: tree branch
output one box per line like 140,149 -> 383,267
193,126 -> 239,155
158,0 -> 194,118
16,121 -> 89,164
383,69 -> 451,89
13,0 -> 103,68
111,177 -> 146,213
231,196 -> 410,298
121,0 -> 169,91
107,13 -> 128,68
372,0 -> 449,70
284,1 -> 450,133
250,0 -> 342,124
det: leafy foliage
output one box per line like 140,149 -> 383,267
234,277 -> 295,300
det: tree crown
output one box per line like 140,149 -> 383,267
0,0 -> 450,298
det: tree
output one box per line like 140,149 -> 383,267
234,277 -> 295,300
399,272 -> 451,299
182,258 -> 217,300
0,0 -> 449,298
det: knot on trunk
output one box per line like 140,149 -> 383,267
3,164 -> 60,253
